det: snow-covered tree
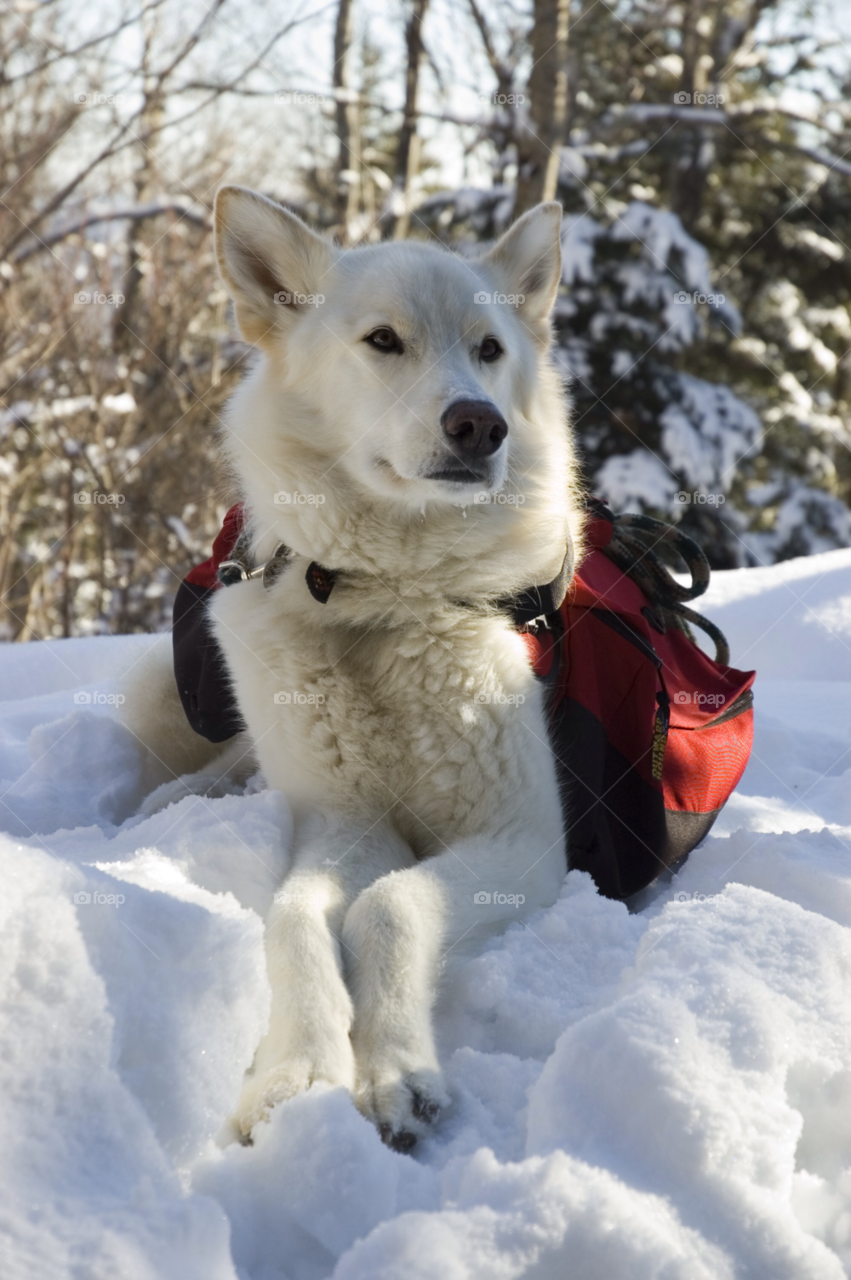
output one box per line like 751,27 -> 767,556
554,199 -> 849,566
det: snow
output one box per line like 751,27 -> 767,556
609,200 -> 742,333
559,214 -> 602,286
1,548 -> 850,1278
660,373 -> 763,491
595,447 -> 679,512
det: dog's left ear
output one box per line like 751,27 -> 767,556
481,202 -> 563,337
215,185 -> 333,349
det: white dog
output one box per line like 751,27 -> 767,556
123,187 -> 582,1151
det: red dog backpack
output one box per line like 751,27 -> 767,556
172,499 -> 754,902
521,501 -> 754,899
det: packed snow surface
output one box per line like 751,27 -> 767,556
1,548 -> 850,1279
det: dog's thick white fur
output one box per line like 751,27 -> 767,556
122,188 -> 583,1150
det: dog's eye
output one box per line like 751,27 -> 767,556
364,327 -> 403,354
480,336 -> 503,364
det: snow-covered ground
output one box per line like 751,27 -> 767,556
1,548 -> 850,1279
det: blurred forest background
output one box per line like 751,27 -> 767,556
2,0 -> 851,640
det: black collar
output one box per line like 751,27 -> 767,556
221,544 -> 573,630
303,545 -> 575,629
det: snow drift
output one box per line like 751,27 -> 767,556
1,548 -> 850,1279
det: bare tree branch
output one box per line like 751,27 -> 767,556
12,197 -> 210,263
0,0 -> 167,88
607,104 -> 851,180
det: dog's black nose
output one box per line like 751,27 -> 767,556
441,400 -> 508,459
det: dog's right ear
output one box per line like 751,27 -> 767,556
480,202 -> 563,340
214,186 -> 333,348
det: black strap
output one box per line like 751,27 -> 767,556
590,607 -> 663,669
499,543 -> 574,629
592,500 -> 731,667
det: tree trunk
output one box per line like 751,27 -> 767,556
333,0 -> 360,240
114,19 -> 163,351
514,0 -> 569,217
667,0 -> 705,232
388,0 -> 430,240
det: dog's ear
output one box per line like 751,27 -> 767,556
481,202 -> 563,336
214,186 -> 333,348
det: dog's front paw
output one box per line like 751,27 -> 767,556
356,1065 -> 450,1153
231,1047 -> 356,1141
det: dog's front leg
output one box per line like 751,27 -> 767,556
343,827 -> 565,1150
232,816 -> 414,1139
343,869 -> 451,1152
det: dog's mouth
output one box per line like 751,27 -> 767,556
423,467 -> 488,485
375,456 -> 494,490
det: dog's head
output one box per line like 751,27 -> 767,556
215,187 -> 567,522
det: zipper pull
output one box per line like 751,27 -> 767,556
652,688 -> 670,781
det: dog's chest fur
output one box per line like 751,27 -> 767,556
212,571 -> 555,853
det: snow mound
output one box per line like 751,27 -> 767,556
0,548 -> 849,1277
